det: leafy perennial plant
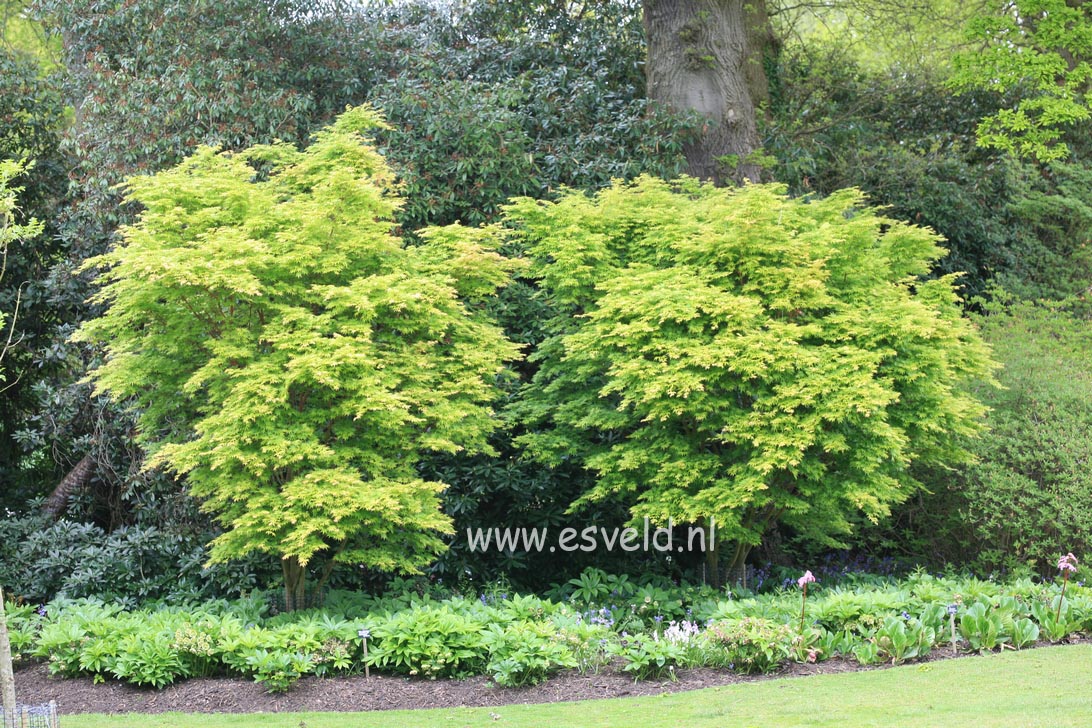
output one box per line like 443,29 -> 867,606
11,565 -> 1090,692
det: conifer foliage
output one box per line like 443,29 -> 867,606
509,178 -> 998,577
75,107 -> 522,608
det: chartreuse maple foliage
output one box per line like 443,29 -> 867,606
508,177 -> 997,570
75,107 -> 522,594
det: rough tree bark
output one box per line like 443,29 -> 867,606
42,453 -> 94,519
643,0 -> 775,184
282,556 -> 308,613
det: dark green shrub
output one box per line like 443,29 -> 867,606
861,299 -> 1092,574
956,300 -> 1092,574
0,505 -> 270,604
765,44 -> 1092,303
0,47 -> 68,508
373,78 -> 541,229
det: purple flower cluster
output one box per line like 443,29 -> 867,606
478,592 -> 509,605
586,607 -> 615,628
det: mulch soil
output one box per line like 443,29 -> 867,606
14,639 -> 1089,715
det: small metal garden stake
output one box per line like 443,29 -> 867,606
948,603 -> 958,654
358,628 -> 370,679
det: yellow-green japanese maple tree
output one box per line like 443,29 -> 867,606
76,107 -> 522,608
509,177 -> 997,582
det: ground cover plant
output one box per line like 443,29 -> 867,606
10,566 -> 1091,693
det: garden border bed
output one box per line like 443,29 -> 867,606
14,639 -> 1090,715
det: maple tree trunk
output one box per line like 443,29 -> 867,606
705,537 -> 752,590
282,556 -> 308,612
643,0 -> 774,184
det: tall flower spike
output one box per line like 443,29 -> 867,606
798,570 -> 815,633
1056,552 -> 1078,624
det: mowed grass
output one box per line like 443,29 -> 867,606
67,644 -> 1092,728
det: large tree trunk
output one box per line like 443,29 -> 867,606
42,453 -> 94,519
643,0 -> 774,184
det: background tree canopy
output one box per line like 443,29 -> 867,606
0,0 -> 1089,602
951,0 -> 1092,162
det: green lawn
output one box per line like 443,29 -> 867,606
67,644 -> 1092,728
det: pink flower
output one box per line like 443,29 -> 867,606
1058,553 -> 1079,573
797,570 -> 816,633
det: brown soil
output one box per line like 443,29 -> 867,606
13,640 -> 1088,715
